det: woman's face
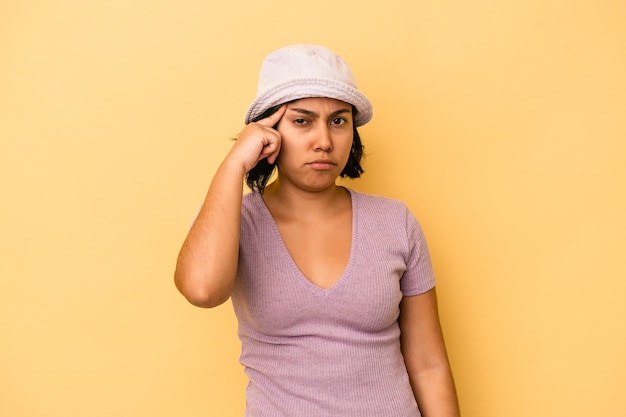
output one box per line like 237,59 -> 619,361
274,97 -> 354,192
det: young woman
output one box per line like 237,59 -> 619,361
175,44 -> 460,417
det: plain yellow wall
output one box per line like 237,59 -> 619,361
2,0 -> 625,416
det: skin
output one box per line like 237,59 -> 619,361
400,289 -> 461,416
262,98 -> 354,288
174,97 -> 460,416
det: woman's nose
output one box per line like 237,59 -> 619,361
315,125 -> 333,152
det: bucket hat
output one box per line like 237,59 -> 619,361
245,44 -> 373,127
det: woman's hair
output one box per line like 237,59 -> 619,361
245,103 -> 365,193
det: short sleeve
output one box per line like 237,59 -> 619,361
399,208 -> 437,296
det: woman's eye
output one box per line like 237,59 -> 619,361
294,118 -> 308,125
331,118 -> 346,125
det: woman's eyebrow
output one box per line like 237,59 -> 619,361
289,108 -> 318,118
328,108 -> 352,118
288,108 -> 352,118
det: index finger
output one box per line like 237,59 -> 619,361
255,104 -> 287,127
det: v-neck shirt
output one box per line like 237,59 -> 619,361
232,188 -> 436,417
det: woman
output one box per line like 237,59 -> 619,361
175,44 -> 460,417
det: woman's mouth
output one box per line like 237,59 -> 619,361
307,159 -> 337,170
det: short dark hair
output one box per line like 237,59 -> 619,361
244,103 -> 365,192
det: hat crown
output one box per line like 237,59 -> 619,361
257,45 -> 358,95
245,44 -> 372,126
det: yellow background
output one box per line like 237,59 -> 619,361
2,0 -> 625,416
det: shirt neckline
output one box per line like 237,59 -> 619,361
253,187 -> 358,296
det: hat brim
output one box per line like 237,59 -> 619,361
245,77 -> 373,127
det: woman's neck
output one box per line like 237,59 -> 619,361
262,180 -> 350,222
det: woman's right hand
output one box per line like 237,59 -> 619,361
228,105 -> 287,173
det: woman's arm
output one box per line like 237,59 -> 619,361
399,288 -> 461,417
174,106 -> 286,308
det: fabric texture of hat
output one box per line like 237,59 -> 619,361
245,44 -> 373,127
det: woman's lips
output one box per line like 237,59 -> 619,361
307,159 -> 337,170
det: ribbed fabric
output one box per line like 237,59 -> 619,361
231,188 -> 436,417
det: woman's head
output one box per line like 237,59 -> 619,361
244,44 -> 370,192
245,100 -> 365,192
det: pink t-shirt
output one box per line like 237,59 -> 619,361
232,188 -> 436,417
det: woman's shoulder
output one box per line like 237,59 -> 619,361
241,191 -> 266,219
347,187 -> 409,214
242,190 -> 263,206
242,190 -> 258,202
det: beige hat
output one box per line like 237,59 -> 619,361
245,44 -> 373,127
